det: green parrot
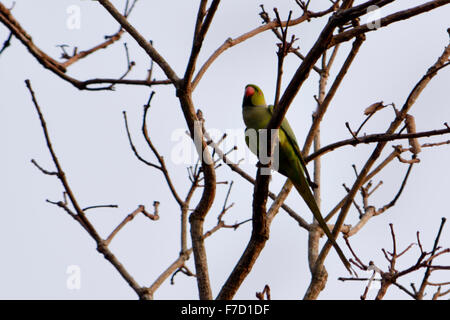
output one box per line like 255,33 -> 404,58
242,84 -> 350,272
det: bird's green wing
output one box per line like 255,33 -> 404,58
267,105 -> 313,186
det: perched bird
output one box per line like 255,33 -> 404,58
242,84 -> 350,272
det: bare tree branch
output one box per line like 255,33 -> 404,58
184,0 -> 221,86
25,79 -> 146,299
303,34 -> 365,154
97,0 -> 180,85
0,2 -> 169,91
307,126 -> 450,162
104,204 -> 159,246
191,2 -> 338,89
330,0 -> 450,48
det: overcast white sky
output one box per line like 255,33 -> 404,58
0,0 -> 449,299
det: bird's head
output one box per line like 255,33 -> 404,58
243,84 -> 266,107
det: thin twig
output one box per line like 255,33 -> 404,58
83,204 -> 119,211
104,205 -> 159,246
416,218 -> 447,299
0,31 -> 12,55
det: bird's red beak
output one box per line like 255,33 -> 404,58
245,86 -> 255,97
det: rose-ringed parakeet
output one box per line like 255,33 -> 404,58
242,84 -> 350,271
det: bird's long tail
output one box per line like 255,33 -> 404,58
291,178 -> 352,274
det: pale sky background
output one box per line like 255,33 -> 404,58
0,0 -> 449,299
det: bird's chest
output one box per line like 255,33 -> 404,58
243,107 -> 271,130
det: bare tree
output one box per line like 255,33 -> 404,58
1,0 -> 449,300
